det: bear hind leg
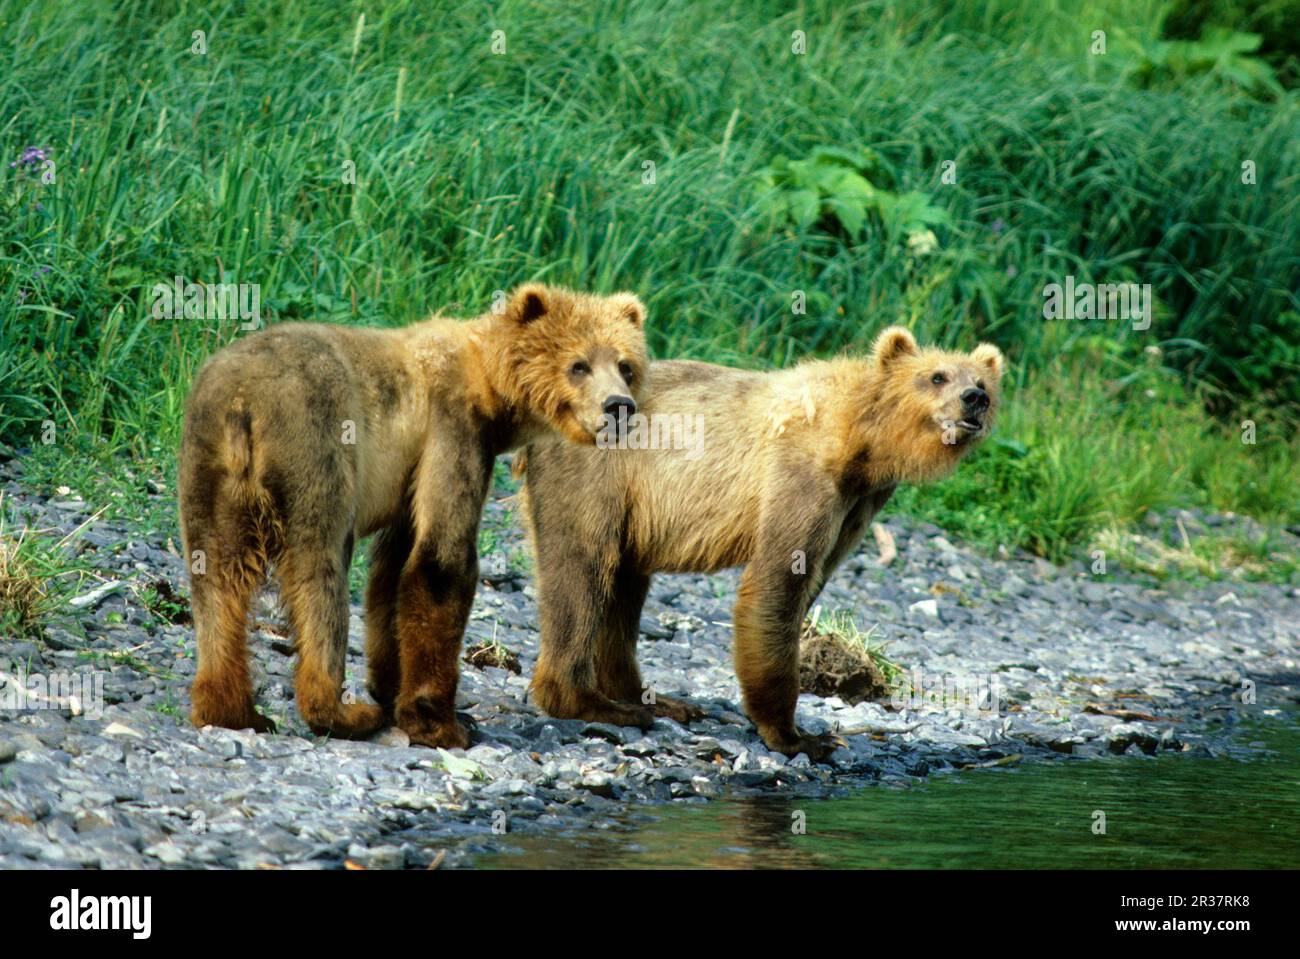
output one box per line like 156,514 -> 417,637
278,529 -> 384,739
185,478 -> 274,734
189,561 -> 273,733
365,520 -> 412,722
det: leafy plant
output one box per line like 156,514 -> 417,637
1162,0 -> 1300,87
1126,28 -> 1285,98
755,147 -> 950,248
136,579 -> 192,626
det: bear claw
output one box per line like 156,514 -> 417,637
649,695 -> 708,726
402,718 -> 472,750
766,729 -> 847,763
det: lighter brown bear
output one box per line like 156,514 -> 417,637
179,284 -> 648,749
516,326 -> 1004,760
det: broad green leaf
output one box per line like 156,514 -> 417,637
436,747 -> 483,780
816,166 -> 877,204
809,145 -> 872,169
787,189 -> 820,229
825,197 -> 866,236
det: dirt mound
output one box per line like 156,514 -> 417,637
798,630 -> 890,704
464,641 -> 522,674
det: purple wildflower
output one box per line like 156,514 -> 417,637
11,145 -> 51,170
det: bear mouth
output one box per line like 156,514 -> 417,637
955,416 -> 983,434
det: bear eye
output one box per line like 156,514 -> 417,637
976,379 -> 985,391
618,361 -> 635,383
931,372 -> 947,385
570,361 -> 591,376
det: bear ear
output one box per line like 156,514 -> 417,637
972,342 -> 1005,381
507,283 -> 550,325
871,326 -> 918,369
610,292 -> 646,328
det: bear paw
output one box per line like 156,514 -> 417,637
190,685 -> 276,735
764,728 -> 847,763
588,700 -> 657,730
649,695 -> 707,726
401,717 -> 472,750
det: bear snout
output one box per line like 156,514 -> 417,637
961,387 -> 990,413
602,394 -> 637,419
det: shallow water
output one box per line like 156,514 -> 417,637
476,714 -> 1300,869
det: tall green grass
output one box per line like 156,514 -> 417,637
0,0 -> 1296,564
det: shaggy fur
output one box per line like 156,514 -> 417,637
516,326 -> 1004,760
179,284 -> 648,748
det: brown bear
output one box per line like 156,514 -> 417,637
516,326 -> 1004,760
179,284 -> 648,749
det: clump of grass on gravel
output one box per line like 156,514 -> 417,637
1093,526 -> 1300,584
0,495 -> 89,637
804,606 -> 904,689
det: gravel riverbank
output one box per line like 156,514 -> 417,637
2,455 -> 1297,869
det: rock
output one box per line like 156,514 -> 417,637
42,627 -> 86,651
1081,582 -> 1108,603
143,841 -> 187,865
102,723 -> 144,739
1106,724 -> 1161,755
909,599 -> 940,619
1031,558 -> 1056,580
638,614 -> 674,640
369,727 -> 410,748
74,810 -> 115,833
1001,573 -> 1029,597
581,722 -> 628,745
730,769 -> 777,788
347,843 -> 406,870
579,772 -> 618,798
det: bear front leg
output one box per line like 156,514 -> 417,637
531,548 -> 656,730
392,444 -> 493,749
586,563 -> 707,726
733,510 -> 845,762
393,542 -> 477,750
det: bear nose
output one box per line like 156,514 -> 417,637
603,395 -> 636,419
961,387 -> 989,412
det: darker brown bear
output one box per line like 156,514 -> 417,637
179,284 -> 648,749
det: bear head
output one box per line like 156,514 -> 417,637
866,325 -> 1005,481
499,283 -> 649,445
